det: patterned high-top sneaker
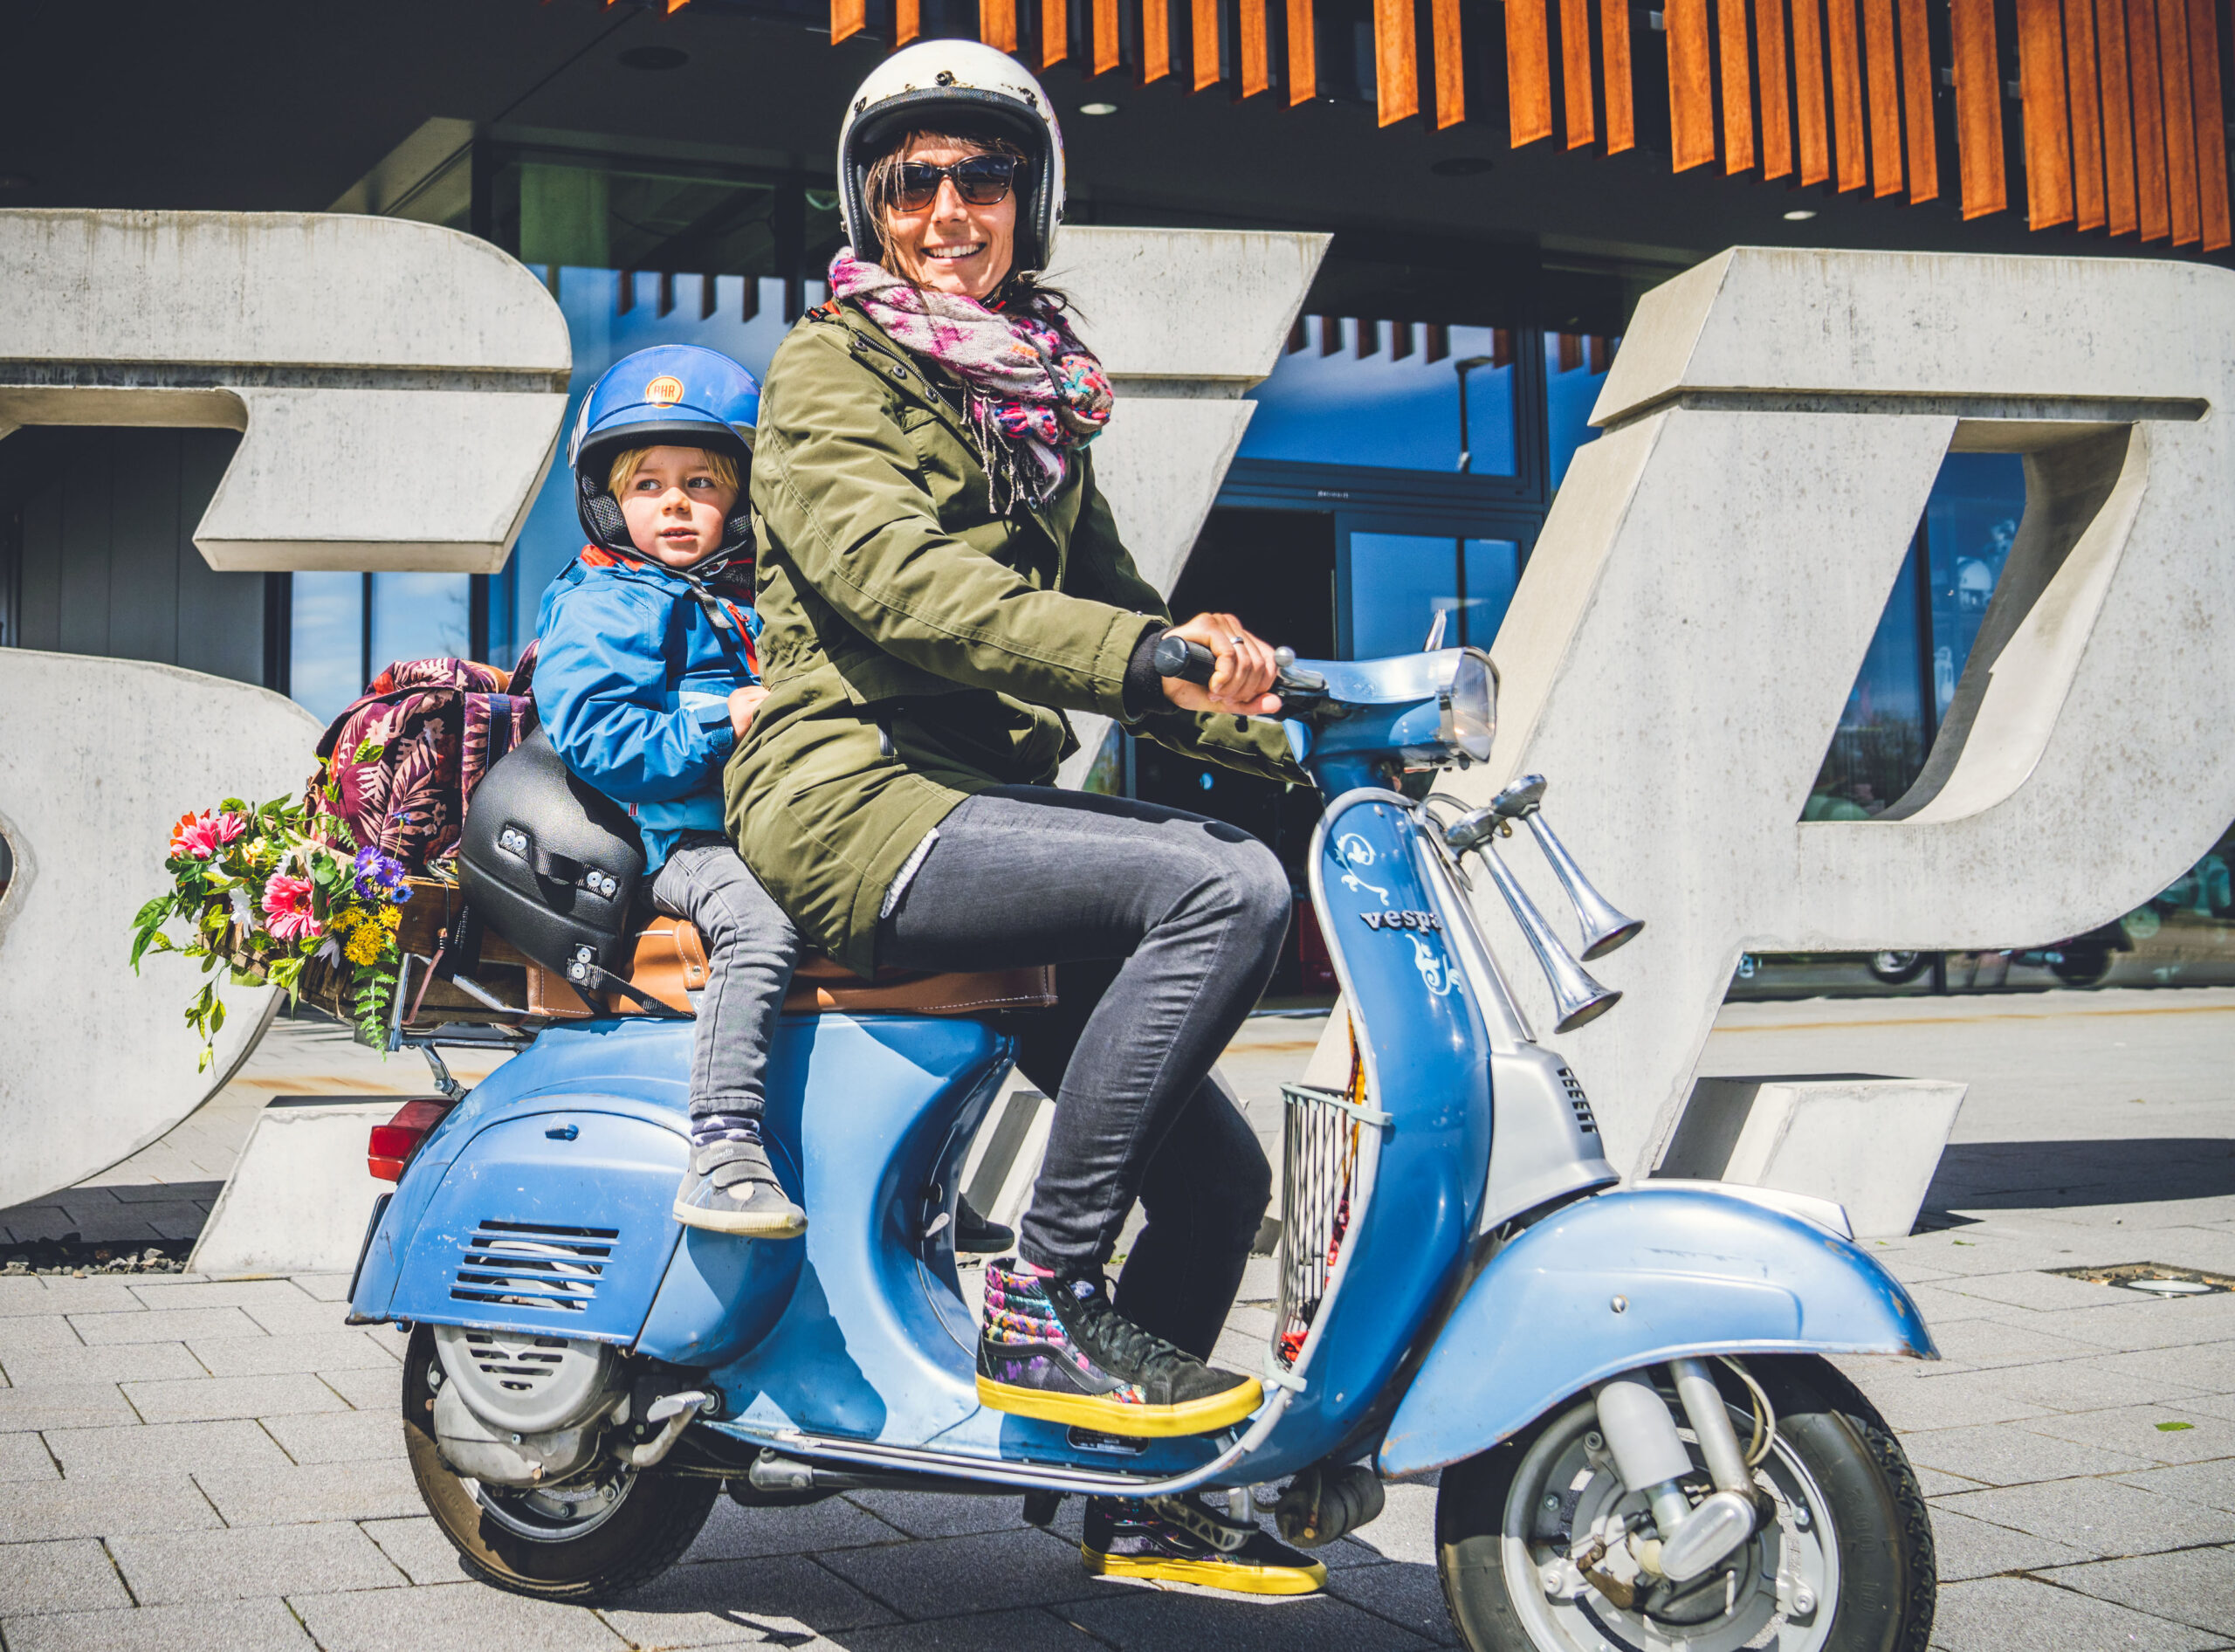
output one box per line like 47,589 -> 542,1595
1080,1494 -> 1327,1595
975,1262 -> 1262,1437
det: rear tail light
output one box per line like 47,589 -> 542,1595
369,1098 -> 455,1182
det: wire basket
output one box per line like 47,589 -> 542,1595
1274,1057 -> 1390,1377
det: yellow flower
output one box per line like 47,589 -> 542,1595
378,904 -> 402,931
344,925 -> 385,967
329,905 -> 361,932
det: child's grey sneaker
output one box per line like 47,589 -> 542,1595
673,1142 -> 806,1237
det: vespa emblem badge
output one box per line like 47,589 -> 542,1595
1359,910 -> 1442,933
643,375 -> 685,406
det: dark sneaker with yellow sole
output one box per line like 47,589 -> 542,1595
1082,1495 -> 1327,1595
976,1263 -> 1262,1437
672,1141 -> 806,1238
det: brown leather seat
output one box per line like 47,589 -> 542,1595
524,915 -> 1056,1021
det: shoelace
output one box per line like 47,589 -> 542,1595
1057,1282 -> 1198,1382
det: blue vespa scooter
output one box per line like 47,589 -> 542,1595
348,643 -> 1939,1652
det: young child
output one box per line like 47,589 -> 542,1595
533,345 -> 806,1237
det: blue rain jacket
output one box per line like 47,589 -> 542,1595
533,545 -> 761,872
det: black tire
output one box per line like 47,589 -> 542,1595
1436,1354 -> 1935,1652
1867,951 -> 1929,986
401,1323 -> 719,1603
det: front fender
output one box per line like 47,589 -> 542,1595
1379,1186 -> 1936,1476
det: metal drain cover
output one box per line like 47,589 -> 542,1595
2046,1262 -> 2233,1298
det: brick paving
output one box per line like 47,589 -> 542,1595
0,993 -> 2228,1649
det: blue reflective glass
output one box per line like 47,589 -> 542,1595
1922,453 -> 2024,719
369,572 -> 471,669
1805,552 -> 1923,819
1346,533 -> 1521,659
1241,323 -> 1517,473
290,571 -> 364,726
1545,334 -> 1617,491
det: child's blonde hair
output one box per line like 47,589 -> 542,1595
607,445 -> 740,498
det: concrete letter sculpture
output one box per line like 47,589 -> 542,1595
1465,247 -> 2235,1179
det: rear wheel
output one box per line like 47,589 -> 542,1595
401,1323 -> 719,1602
1436,1355 -> 1934,1652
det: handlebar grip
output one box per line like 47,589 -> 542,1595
1152,634 -> 1217,685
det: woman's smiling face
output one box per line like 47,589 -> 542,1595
881,136 -> 1017,301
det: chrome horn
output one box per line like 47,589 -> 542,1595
1489,774 -> 1645,960
1444,802 -> 1620,1034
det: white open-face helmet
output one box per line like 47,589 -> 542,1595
837,39 -> 1067,274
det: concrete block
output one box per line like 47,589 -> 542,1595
186,1098 -> 403,1277
1324,1561 -> 1459,1644
290,1582 -> 627,1649
2115,1459 -> 2235,1513
122,1372 -> 352,1424
1062,1588 -> 1433,1651
815,1527 -> 1097,1619
107,1521 -> 404,1604
0,1277 -> 142,1317
1901,1421 -> 2158,1485
1935,1476 -> 2235,1557
316,1362 -> 401,1412
0,1381 -> 141,1434
186,1329 -> 398,1377
2039,1548 -> 2235,1636
0,1474 -> 223,1543
0,1538 -> 134,1614
260,1408 -> 402,1467
2019,1402 -> 2235,1465
0,1599 -> 316,1652
191,1456 -> 422,1525
43,1418 -> 292,1480
71,1306 -> 262,1345
593,1554 -> 903,1643
1928,1573 -> 2224,1652
1,1340 -> 205,1387
829,1607 -> 1106,1651
684,1493 -> 905,1562
0,1431 -> 58,1482
354,1517 -> 468,1587
1655,1074 -> 1967,1238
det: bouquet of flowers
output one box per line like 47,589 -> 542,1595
128,790 -> 414,1066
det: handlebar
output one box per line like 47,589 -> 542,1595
1150,635 -> 1325,699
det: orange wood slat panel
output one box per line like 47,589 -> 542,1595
895,0 -> 921,43
831,0 -> 865,44
1194,0 -> 1223,91
2156,0 -> 2201,240
1376,0 -> 1421,120
1093,0 -> 1121,73
1793,0 -> 1833,184
1509,0 -> 1556,144
1042,0 -> 1069,66
1289,0 -> 1318,100
1897,0 -> 1939,198
1238,0 -> 1270,93
1668,0 -> 1718,169
1953,0 -> 2010,215
2066,0 -> 2108,227
1603,0 -> 1637,150
1825,0 -> 1868,189
2189,0 -> 2231,248
1720,0 -> 1758,171
2018,0 -> 2077,226
2128,0 -> 2172,237
2097,0 -> 2139,231
1758,0 -> 1795,179
982,0 -> 1019,52
1563,0 -> 1599,147
1144,0 -> 1173,81
1433,0 -> 1466,125
1862,0 -> 1902,193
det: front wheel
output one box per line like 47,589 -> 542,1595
401,1324 -> 719,1603
1436,1355 -> 1934,1652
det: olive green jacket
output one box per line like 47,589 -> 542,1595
726,300 -> 1302,975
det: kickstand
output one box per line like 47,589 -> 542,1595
417,1043 -> 466,1102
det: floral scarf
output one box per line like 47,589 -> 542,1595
828,249 -> 1115,512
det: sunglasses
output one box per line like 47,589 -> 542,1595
891,155 -> 1023,211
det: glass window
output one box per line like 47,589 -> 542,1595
369,572 -> 471,668
1345,533 -> 1520,659
1921,453 -> 2025,719
290,572 -> 364,726
1241,321 -> 1518,474
1545,333 -> 1618,491
1805,550 -> 1924,820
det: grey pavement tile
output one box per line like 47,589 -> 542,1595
193,1456 -> 423,1525
0,1474 -> 223,1543
289,1273 -> 355,1302
185,1330 -> 400,1377
0,1538 -> 132,1614
262,1408 -> 403,1466
0,1382 -> 139,1434
357,1515 -> 471,1586
817,1526 -> 1101,1618
2039,1546 -> 2235,1636
2019,1403 -> 2235,1465
2036,1297 -> 2235,1353
2182,1392 -> 2235,1424
1915,1465 -> 1989,1497
844,1489 -> 1032,1539
240,1298 -> 354,1337
1344,1481 -> 1438,1568
2057,1340 -> 2235,1394
292,1580 -> 627,1649
7,1209 -> 162,1246
1325,1561 -> 1459,1644
70,1306 -> 261,1345
1968,1354 -> 2211,1414
0,1431 -> 58,1482
1062,1584 -> 1434,1650
1,1340 -> 205,1387
317,1362 -> 402,1410
1893,1238 -> 2071,1278
1902,1421 -> 2161,1485
110,1520 -> 404,1603
1926,1317 -> 2123,1368
1840,1368 -> 2059,1432
0,1318 -> 89,1355
121,1372 -> 352,1423
129,1279 -> 323,1311
2116,1460 -> 2235,1513
1936,1476 -> 2235,1559
1928,1573 -> 2227,1652
0,1598 -> 315,1652
45,1417 -> 292,1480
685,1492 -> 908,1562
1923,1506 -> 2094,1581
598,1553 -> 903,1645
837,1606 -> 1105,1652
100,1180 -> 225,1206
1937,1269 -> 2153,1313
0,1279 -> 141,1318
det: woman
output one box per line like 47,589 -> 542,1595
730,41 -> 1327,1594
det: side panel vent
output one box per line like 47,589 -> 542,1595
450,1218 -> 618,1313
1557,1067 -> 1599,1134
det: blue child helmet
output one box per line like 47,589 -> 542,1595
568,344 -> 761,561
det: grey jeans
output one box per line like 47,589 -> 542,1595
650,832 -> 802,1125
878,788 -> 1290,1359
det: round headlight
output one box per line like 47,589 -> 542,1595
1439,649 -> 1497,762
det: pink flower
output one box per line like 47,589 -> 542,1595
260,874 -> 321,942
168,811 -> 247,861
